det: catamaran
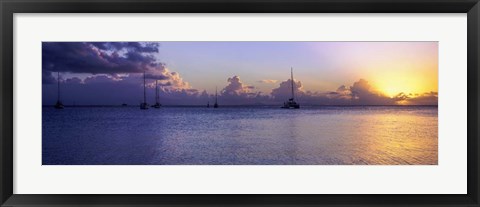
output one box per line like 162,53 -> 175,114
152,80 -> 161,108
281,67 -> 300,109
54,71 -> 64,109
213,87 -> 219,108
140,70 -> 149,110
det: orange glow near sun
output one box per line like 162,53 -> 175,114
365,60 -> 438,98
373,75 -> 437,97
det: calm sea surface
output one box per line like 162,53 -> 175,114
42,106 -> 438,165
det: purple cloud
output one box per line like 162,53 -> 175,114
258,79 -> 278,84
222,76 -> 255,96
215,76 -> 269,105
269,79 -> 437,105
42,42 -> 161,76
394,91 -> 438,105
271,78 -> 304,101
42,71 -> 56,84
43,73 -> 437,106
349,79 -> 395,105
41,42 -> 436,106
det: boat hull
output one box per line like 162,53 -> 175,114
282,100 -> 300,109
54,101 -> 64,109
140,103 -> 149,110
281,105 -> 300,109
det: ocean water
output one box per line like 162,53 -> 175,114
42,106 -> 438,165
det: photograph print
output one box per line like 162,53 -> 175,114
42,42 -> 438,165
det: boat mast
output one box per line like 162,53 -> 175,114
291,67 -> 295,100
57,71 -> 60,102
215,87 -> 218,104
143,70 -> 146,104
155,80 -> 158,104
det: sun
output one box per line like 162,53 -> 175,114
381,86 -> 403,97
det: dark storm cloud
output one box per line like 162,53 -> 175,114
145,74 -> 170,80
89,42 -> 159,53
42,42 -> 161,76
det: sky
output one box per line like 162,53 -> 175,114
42,42 -> 438,106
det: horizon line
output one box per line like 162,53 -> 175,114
42,104 -> 438,107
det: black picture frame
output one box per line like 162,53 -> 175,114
1,0 -> 479,206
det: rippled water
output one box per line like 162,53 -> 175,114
42,106 -> 437,165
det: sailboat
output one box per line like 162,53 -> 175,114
281,67 -> 300,109
140,70 -> 149,110
54,71 -> 64,109
152,80 -> 161,108
213,87 -> 219,108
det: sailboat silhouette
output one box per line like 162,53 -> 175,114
152,80 -> 161,108
213,87 -> 219,108
54,72 -> 64,109
281,67 -> 300,109
140,70 -> 149,110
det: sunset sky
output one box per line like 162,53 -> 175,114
42,42 -> 438,105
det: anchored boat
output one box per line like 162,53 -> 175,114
281,67 -> 300,109
140,70 -> 149,110
213,87 -> 219,108
152,80 -> 161,108
54,71 -> 64,109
